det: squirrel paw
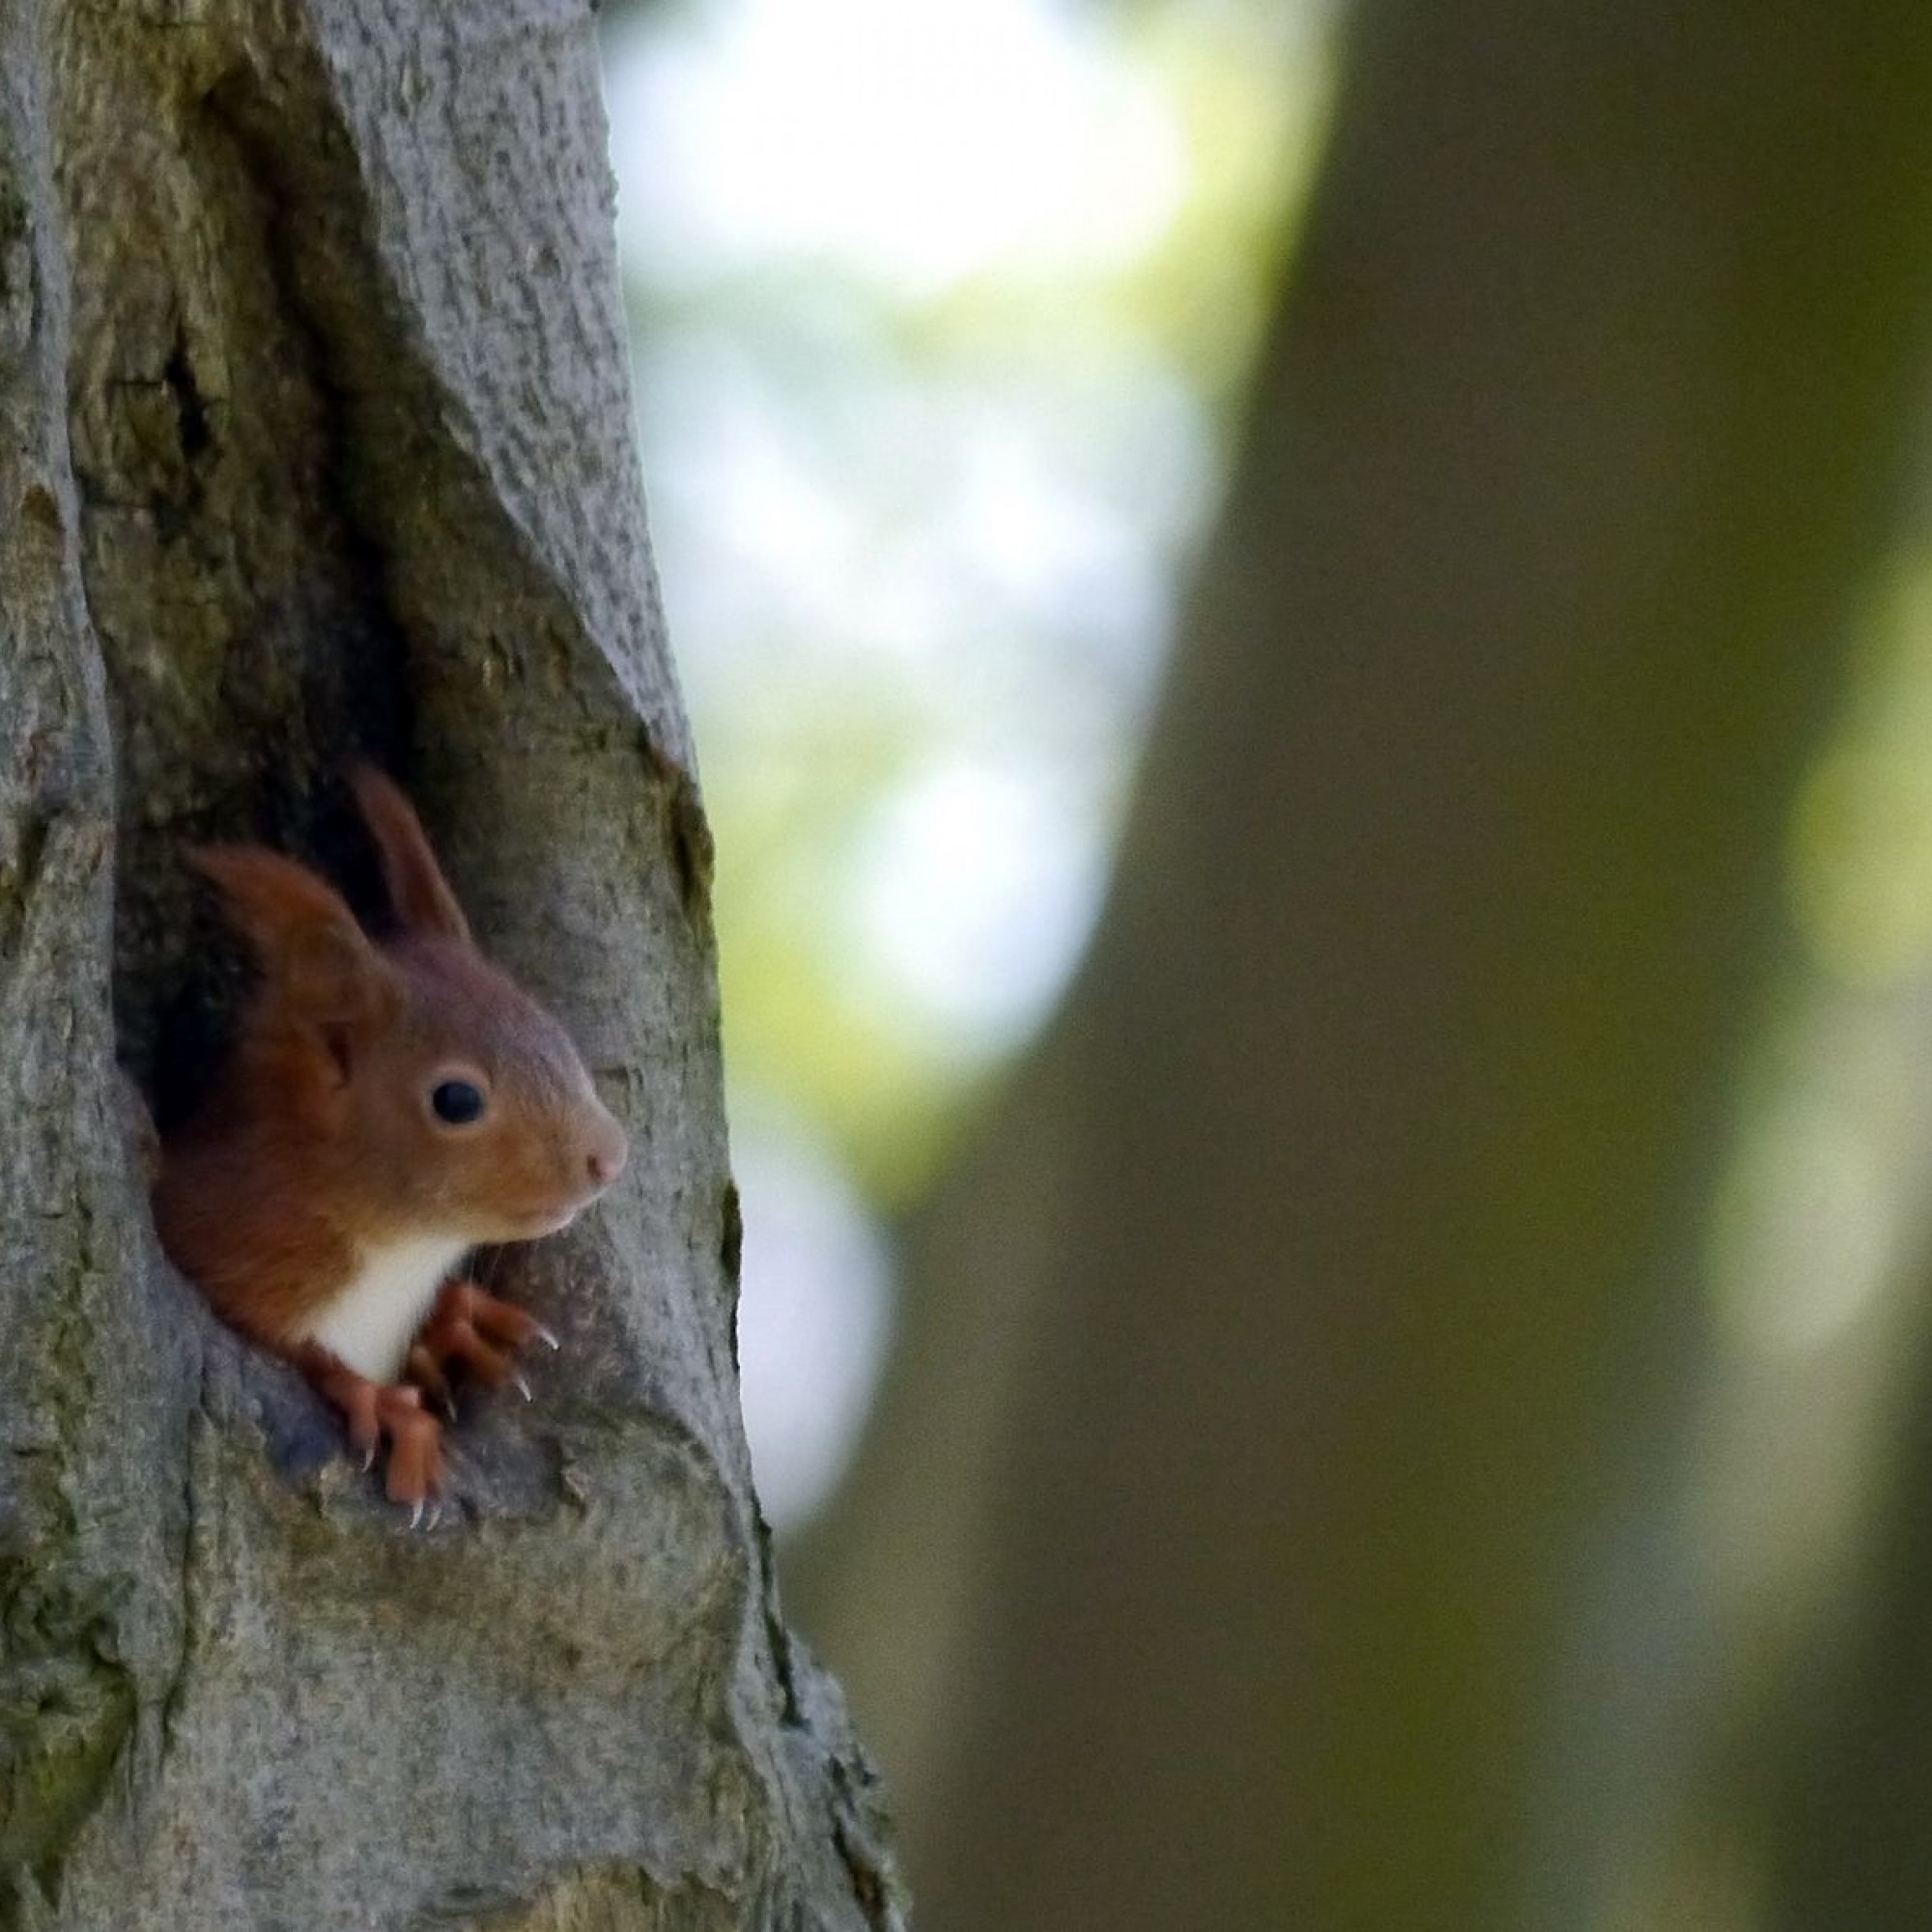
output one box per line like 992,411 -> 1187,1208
334,1377 -> 446,1508
408,1279 -> 553,1408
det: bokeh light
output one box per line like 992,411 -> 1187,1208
602,0 -> 1321,1526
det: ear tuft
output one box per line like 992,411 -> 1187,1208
189,844 -> 391,1027
349,764 -> 473,946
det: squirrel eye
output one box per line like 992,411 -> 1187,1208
430,1078 -> 487,1126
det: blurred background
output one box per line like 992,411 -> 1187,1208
601,0 -> 1321,1532
600,3 -> 1932,1927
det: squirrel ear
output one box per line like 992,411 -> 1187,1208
189,845 -> 394,1027
348,764 -> 473,946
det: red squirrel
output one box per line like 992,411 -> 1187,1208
152,766 -> 627,1521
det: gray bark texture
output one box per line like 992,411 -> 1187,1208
0,3 -> 900,1929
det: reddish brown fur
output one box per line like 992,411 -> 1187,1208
152,767 -> 627,1509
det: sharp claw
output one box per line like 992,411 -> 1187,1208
534,1324 -> 559,1351
425,1502 -> 443,1532
409,1498 -> 426,1530
512,1372 -> 532,1403
362,1447 -> 376,1472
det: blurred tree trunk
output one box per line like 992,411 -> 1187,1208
798,3 -> 1932,1927
0,3 -> 895,1927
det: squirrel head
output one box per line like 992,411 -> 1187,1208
188,767 -> 628,1248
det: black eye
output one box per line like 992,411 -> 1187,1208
430,1079 -> 487,1125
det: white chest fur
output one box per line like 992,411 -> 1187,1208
298,1234 -> 471,1382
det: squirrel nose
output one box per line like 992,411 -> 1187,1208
586,1123 -> 627,1190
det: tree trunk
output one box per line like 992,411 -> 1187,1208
796,3 -> 1932,1928
0,4 -> 897,1927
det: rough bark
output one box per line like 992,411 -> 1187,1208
797,3 -> 1932,1928
0,3 -> 898,1928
